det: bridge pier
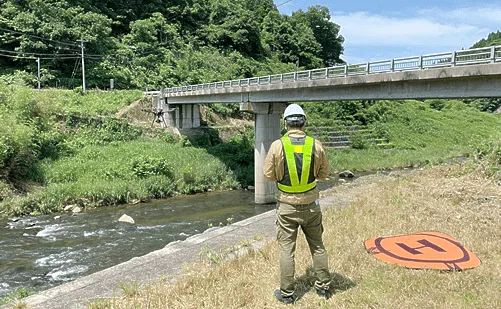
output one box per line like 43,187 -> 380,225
241,103 -> 286,204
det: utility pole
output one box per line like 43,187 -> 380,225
77,39 -> 87,93
36,57 -> 40,90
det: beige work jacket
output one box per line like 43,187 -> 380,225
263,129 -> 330,207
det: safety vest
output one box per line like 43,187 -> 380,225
277,135 -> 316,193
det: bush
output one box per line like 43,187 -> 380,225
426,99 -> 447,111
131,156 -> 174,179
0,71 -> 36,86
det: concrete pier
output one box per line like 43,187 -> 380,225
241,103 -> 286,204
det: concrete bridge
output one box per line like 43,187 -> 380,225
151,45 -> 501,204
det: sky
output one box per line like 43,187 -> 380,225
277,0 -> 501,64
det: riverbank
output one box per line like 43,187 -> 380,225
2,159 -> 499,309
89,160 -> 500,309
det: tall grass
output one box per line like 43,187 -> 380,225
0,288 -> 32,306
2,138 -> 240,215
32,88 -> 144,116
0,84 -> 143,205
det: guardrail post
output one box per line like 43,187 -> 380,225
325,68 -> 328,78
366,62 -> 370,74
280,74 -> 284,83
491,46 -> 496,63
451,51 -> 456,67
268,75 -> 271,84
344,64 -> 348,76
308,70 -> 312,80
390,59 -> 395,72
418,56 -> 423,69
294,72 -> 297,81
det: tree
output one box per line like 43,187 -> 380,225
291,6 -> 345,66
196,0 -> 263,57
0,0 -> 346,89
244,0 -> 276,25
261,10 -> 322,69
0,0 -> 112,87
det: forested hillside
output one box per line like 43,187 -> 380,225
0,0 -> 344,89
471,30 -> 501,48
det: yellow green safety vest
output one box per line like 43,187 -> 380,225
277,135 -> 317,193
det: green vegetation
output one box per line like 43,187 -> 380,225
2,82 -> 500,217
0,1 -> 344,90
0,84 -> 256,216
309,100 -> 501,171
118,281 -> 141,298
4,139 -> 242,215
471,30 -> 501,48
0,288 -> 33,306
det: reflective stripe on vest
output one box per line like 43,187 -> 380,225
277,135 -> 316,193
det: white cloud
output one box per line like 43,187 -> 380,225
331,11 -> 487,49
417,6 -> 501,27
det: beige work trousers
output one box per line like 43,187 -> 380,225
276,201 -> 331,297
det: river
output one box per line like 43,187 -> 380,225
0,179 -> 339,299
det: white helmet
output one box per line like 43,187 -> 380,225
283,104 -> 305,120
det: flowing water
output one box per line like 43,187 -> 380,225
0,179 -> 339,298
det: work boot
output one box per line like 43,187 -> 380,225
274,289 -> 296,305
316,288 -> 332,300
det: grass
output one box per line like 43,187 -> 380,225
87,159 -> 501,308
0,288 -> 33,307
327,147 -> 466,172
326,100 -> 501,172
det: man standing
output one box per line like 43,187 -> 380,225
264,104 -> 331,304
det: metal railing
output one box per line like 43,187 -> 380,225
164,45 -> 501,95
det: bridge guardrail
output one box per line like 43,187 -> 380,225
163,45 -> 501,95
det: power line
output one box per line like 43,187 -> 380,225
0,48 -> 78,57
70,57 -> 81,84
0,53 -> 36,60
0,53 -> 81,60
276,0 -> 294,7
0,26 -> 80,48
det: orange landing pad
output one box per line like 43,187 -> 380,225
365,231 -> 481,270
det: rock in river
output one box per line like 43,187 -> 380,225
119,214 -> 135,225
